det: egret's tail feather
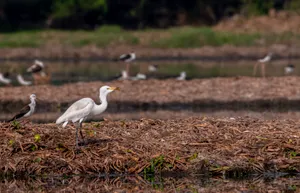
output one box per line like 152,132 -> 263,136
62,121 -> 68,128
56,116 -> 65,124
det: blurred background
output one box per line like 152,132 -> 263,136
0,0 -> 298,30
1,0 -> 300,120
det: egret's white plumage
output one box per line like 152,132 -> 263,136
56,85 -> 119,148
176,71 -> 186,80
0,73 -> 11,85
17,74 -> 32,86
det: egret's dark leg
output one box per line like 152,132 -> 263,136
79,121 -> 85,142
75,124 -> 79,149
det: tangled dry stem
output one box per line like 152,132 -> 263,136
0,117 -> 299,177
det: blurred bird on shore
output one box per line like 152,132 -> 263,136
253,52 -> 273,77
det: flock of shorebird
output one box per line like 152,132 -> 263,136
0,52 -> 186,86
253,52 -> 295,77
0,60 -> 48,86
2,52 -> 296,149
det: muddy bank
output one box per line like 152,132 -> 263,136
1,77 -> 300,108
0,117 -> 299,176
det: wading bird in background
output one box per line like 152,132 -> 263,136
176,71 -> 186,80
7,94 -> 37,122
285,64 -> 295,75
148,64 -> 159,72
27,60 -> 46,76
56,85 -> 119,149
118,52 -> 136,79
0,72 -> 11,86
27,60 -> 51,85
253,52 -> 273,77
17,74 -> 32,86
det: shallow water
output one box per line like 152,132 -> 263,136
0,58 -> 299,85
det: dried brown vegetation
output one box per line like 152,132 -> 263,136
1,77 -> 300,105
0,117 -> 299,176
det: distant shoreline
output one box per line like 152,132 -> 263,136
0,45 -> 298,61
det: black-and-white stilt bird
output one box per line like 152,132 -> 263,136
253,52 -> 273,77
119,52 -> 136,62
0,72 -> 11,85
7,94 -> 37,122
118,52 -> 136,78
285,64 -> 295,74
27,60 -> 46,76
17,74 -> 32,86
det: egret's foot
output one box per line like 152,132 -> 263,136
75,148 -> 81,154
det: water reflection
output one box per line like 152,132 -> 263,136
1,175 -> 299,192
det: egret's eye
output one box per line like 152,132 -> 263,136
107,87 -> 110,90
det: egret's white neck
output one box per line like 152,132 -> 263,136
92,91 -> 109,115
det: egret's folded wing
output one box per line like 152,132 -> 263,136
68,102 -> 94,123
56,98 -> 94,124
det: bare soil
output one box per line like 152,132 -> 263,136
0,117 -> 299,176
214,11 -> 300,34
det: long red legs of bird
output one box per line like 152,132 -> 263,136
126,63 -> 130,79
253,62 -> 259,76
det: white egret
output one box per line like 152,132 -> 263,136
253,52 -> 273,77
56,85 -> 119,148
17,74 -> 32,86
8,94 -> 36,122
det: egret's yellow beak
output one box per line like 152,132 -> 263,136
109,87 -> 120,91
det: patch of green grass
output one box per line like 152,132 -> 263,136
152,27 -> 261,48
0,31 -> 42,48
71,25 -> 139,47
2,26 -> 300,49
